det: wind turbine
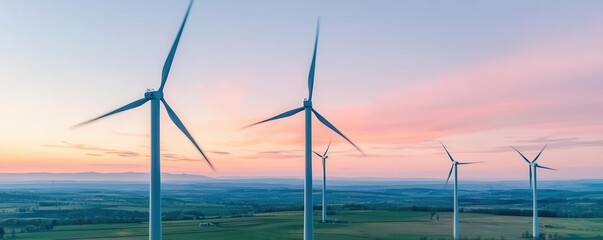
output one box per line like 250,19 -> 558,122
512,145 -> 556,239
72,1 -> 214,240
245,19 -> 362,240
440,142 -> 481,240
313,138 -> 331,223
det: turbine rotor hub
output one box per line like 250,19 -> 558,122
303,100 -> 312,107
145,91 -> 163,100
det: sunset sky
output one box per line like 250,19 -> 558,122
1,0 -> 602,180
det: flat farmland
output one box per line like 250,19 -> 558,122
17,210 -> 603,240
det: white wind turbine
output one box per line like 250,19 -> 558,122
512,145 -> 556,239
313,139 -> 331,223
72,1 -> 214,240
440,142 -> 481,240
245,19 -> 363,240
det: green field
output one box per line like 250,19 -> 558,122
16,210 -> 603,240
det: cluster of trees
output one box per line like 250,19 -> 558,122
419,237 -> 506,240
416,231 -> 560,240
250,203 -> 302,213
0,209 -> 146,232
0,219 -> 56,237
206,191 -> 603,218
0,227 -> 17,239
163,210 -> 206,221
38,202 -> 62,207
521,231 -> 560,240
405,205 -> 602,218
461,208 -> 556,217
237,201 -> 603,219
61,209 -> 146,225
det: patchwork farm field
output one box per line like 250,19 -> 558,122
18,211 -> 603,240
3,179 -> 603,239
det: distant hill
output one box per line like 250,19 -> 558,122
0,172 -> 212,182
0,172 -> 602,191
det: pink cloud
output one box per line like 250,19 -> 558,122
243,24 -> 603,148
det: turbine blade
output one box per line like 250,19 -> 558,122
529,166 -> 533,190
323,138 -> 332,156
71,98 -> 149,129
313,151 -> 323,158
445,164 -> 454,185
440,141 -> 455,162
244,107 -> 304,128
307,18 -> 320,101
512,147 -> 531,164
457,161 -> 483,165
312,109 -> 363,153
161,99 -> 214,171
532,144 -> 547,163
158,0 -> 193,92
536,165 -> 557,171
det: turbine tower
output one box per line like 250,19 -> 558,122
512,145 -> 556,239
245,19 -> 362,240
440,142 -> 480,240
72,2 -> 214,240
313,139 -> 331,223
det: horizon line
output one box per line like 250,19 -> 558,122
0,171 -> 601,182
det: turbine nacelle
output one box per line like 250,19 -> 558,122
512,145 -> 556,191
304,99 -> 312,107
144,91 -> 163,100
440,142 -> 481,185
313,139 -> 332,160
512,145 -> 556,170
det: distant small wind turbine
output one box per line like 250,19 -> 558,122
512,145 -> 556,239
313,138 -> 331,223
245,19 -> 362,240
440,142 -> 481,240
72,1 -> 213,240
